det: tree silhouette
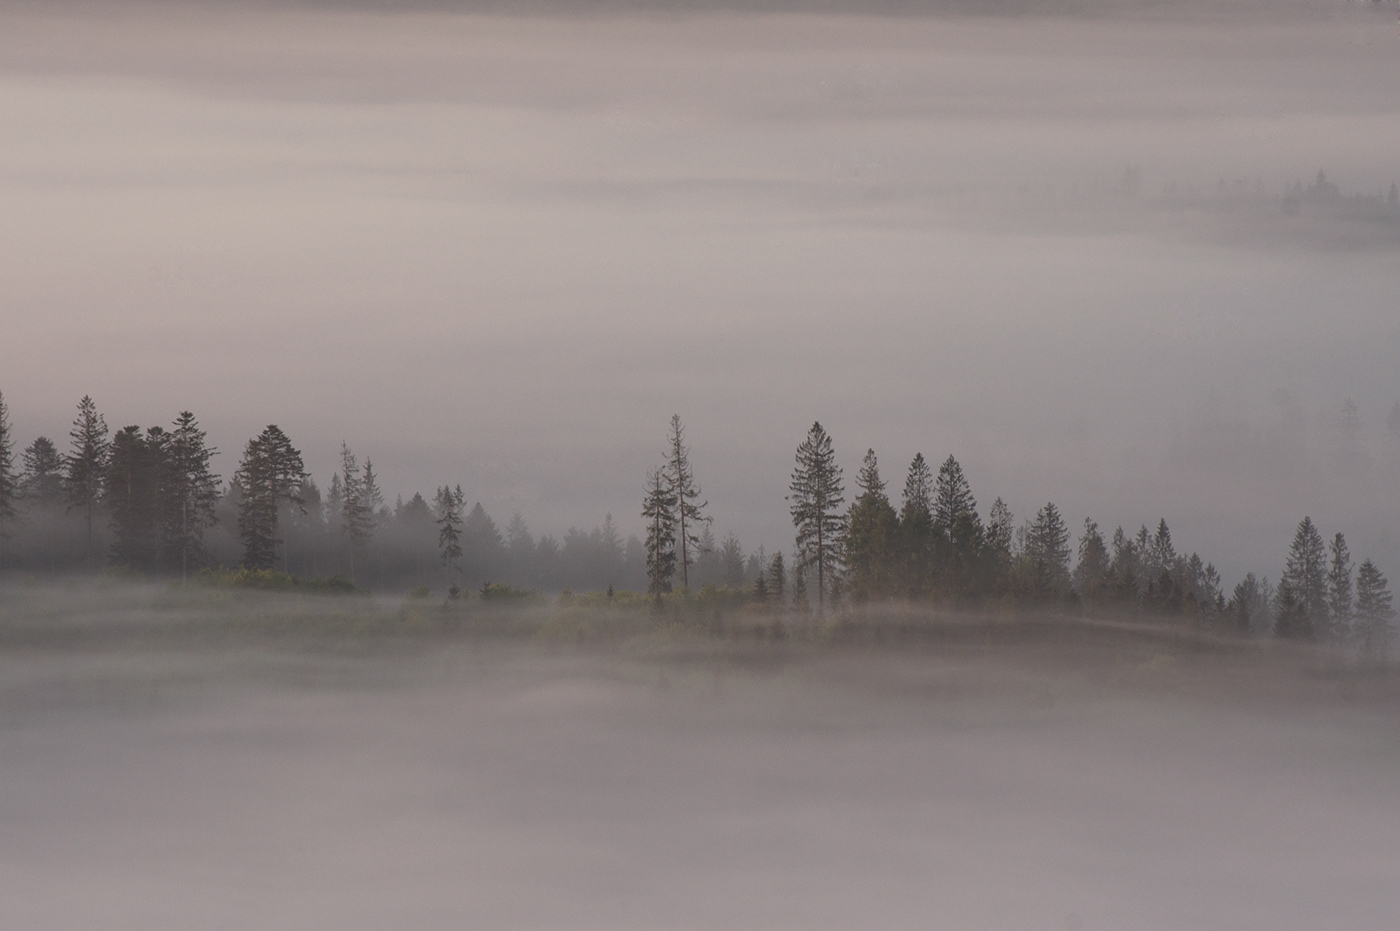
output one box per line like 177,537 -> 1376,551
665,415 -> 708,591
65,396 -> 109,569
789,421 -> 844,612
234,426 -> 306,570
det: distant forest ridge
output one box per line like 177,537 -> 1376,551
0,394 -> 1392,654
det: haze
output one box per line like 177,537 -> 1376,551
2,0 -> 1398,576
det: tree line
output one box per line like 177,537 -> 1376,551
0,395 -> 758,595
639,418 -> 1394,657
0,394 -> 1393,656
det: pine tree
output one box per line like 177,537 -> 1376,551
1354,559 -> 1394,660
768,550 -> 786,609
234,426 -> 306,571
1281,516 -> 1328,634
0,391 -> 16,563
899,452 -> 935,598
434,484 -> 464,591
20,437 -> 65,506
788,421 -> 844,612
463,502 -> 504,585
983,497 -> 1014,591
505,512 -> 536,586
338,442 -> 373,583
642,467 -> 677,604
1023,502 -> 1071,599
65,395 -> 110,569
106,425 -> 166,571
1227,573 -> 1269,636
665,415 -> 708,590
843,449 -> 899,602
932,454 -> 977,537
162,411 -> 220,582
1273,578 -> 1311,640
1073,518 -> 1111,604
1325,532 -> 1353,643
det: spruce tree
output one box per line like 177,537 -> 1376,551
1354,559 -> 1394,659
932,454 -> 977,537
1023,502 -> 1071,599
21,437 -> 65,505
768,550 -> 786,609
844,449 -> 899,602
642,467 -> 677,604
899,453 -> 935,598
664,415 -> 708,590
1273,578 -> 1311,640
788,421 -> 844,612
1326,532 -> 1353,643
106,425 -> 165,571
983,497 -> 1015,592
162,411 -> 220,582
0,391 -> 16,563
234,426 -> 306,571
1281,516 -> 1328,634
1073,518 -> 1111,604
65,395 -> 110,569
434,484 -> 464,591
338,443 -> 373,583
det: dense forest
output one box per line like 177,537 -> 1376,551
0,394 -> 1393,656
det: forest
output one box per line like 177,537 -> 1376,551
0,393 -> 1392,656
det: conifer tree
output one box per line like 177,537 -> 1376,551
642,467 -> 677,604
899,452 -> 935,598
65,395 -> 110,569
434,484 -> 464,591
0,391 -> 16,562
234,425 -> 306,571
932,455 -> 977,538
664,415 -> 708,590
162,411 -> 220,582
788,421 -> 844,612
1273,578 -> 1311,640
1023,502 -> 1071,599
1281,516 -> 1328,633
21,437 -> 65,505
1227,573 -> 1269,636
844,449 -> 899,602
983,497 -> 1015,591
1326,532 -> 1353,643
1073,518 -> 1111,604
338,442 -> 373,583
768,550 -> 786,608
106,425 -> 165,571
1354,559 -> 1393,659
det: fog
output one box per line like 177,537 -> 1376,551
3,0 -> 1399,575
1,583 -> 1397,929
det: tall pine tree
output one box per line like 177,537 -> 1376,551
665,415 -> 708,591
642,467 -> 676,604
899,452 -> 935,599
1281,516 -> 1328,635
1325,532 -> 1353,643
65,395 -> 110,569
163,411 -> 220,582
788,421 -> 844,612
234,426 -> 306,571
0,391 -> 16,564
843,449 -> 898,602
1354,558 -> 1393,659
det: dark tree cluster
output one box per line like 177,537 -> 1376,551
759,423 -> 1393,652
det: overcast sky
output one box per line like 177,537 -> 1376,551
2,0 -> 1398,580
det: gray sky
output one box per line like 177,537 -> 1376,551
2,0 -> 1398,580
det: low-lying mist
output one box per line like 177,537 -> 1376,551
2,581 -> 1397,930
